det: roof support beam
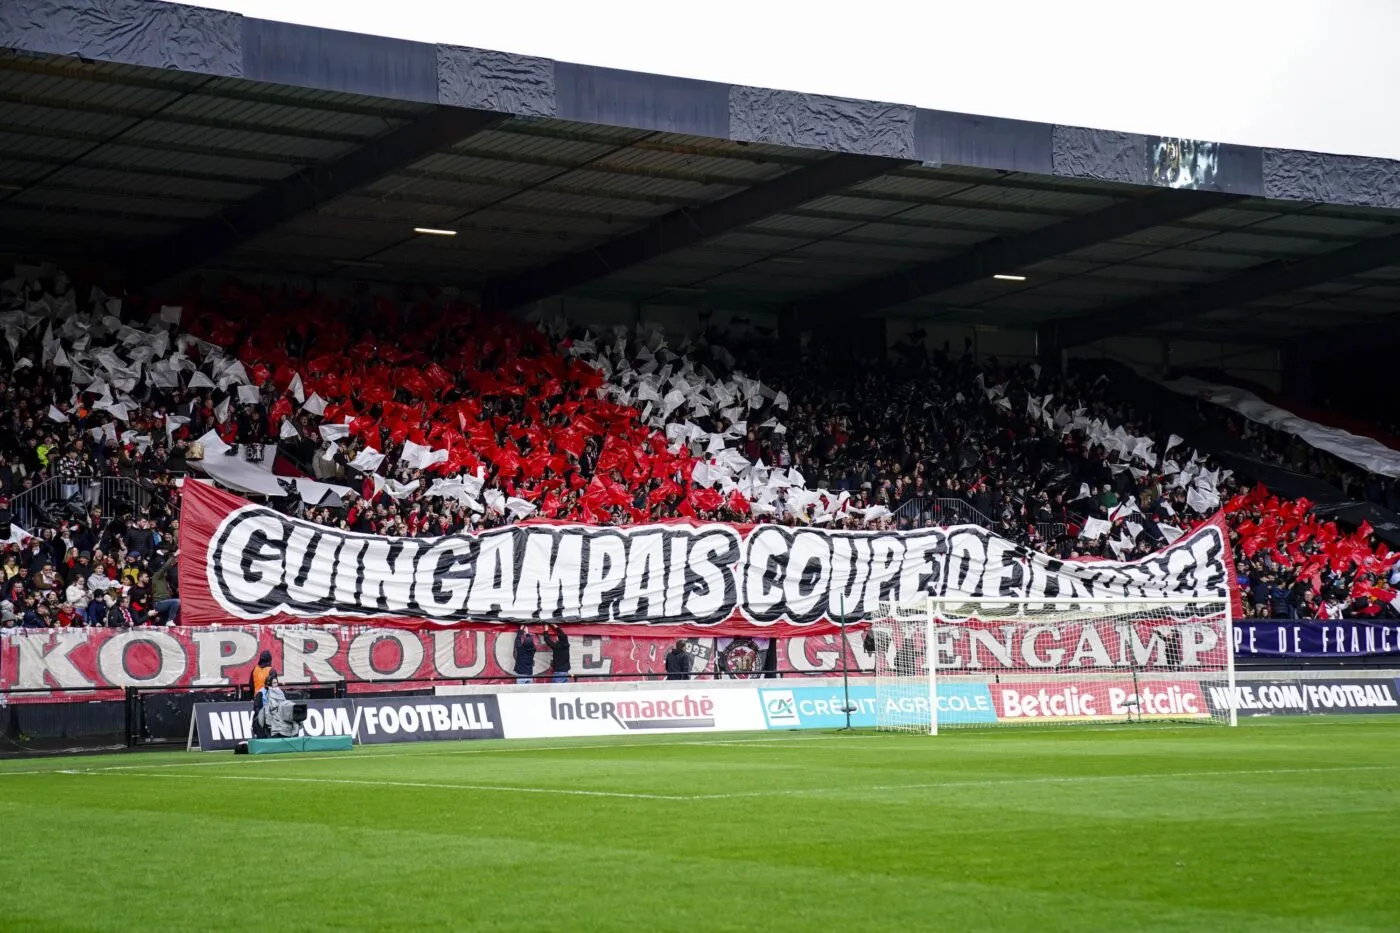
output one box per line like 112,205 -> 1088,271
1054,227 -> 1400,348
481,155 -> 911,312
128,106 -> 506,287
791,189 -> 1238,324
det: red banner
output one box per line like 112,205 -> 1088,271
2,623 -> 1229,697
0,626 -> 778,697
178,481 -> 1240,634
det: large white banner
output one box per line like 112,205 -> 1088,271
183,482 -> 1239,634
1161,376 -> 1400,478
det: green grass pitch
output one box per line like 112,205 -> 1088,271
1,720 -> 1397,932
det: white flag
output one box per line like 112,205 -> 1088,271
302,393 -> 327,416
505,497 -> 537,518
46,405 -> 67,423
319,423 -> 350,443
1156,523 -> 1185,544
164,414 -> 190,441
288,372 -> 305,404
280,419 -> 300,440
349,447 -> 386,472
237,385 -> 261,405
1080,517 -> 1112,539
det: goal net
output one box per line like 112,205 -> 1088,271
870,598 -> 1235,733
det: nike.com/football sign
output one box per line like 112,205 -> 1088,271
182,483 -> 1237,632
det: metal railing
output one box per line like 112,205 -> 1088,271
893,497 -> 994,529
5,475 -> 160,528
895,497 -> 1081,542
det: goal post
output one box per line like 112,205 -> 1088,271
871,597 -> 1236,733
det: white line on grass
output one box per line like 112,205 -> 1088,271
108,771 -> 693,800
0,733 -> 823,777
685,764 -> 1400,800
55,762 -> 1397,803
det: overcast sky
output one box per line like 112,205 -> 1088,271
182,0 -> 1399,160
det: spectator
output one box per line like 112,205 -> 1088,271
513,626 -> 536,685
542,624 -> 570,684
664,641 -> 693,681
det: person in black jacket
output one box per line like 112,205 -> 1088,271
542,625 -> 570,684
664,640 -> 693,681
513,626 -> 537,684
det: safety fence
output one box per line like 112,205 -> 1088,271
5,475 -> 167,529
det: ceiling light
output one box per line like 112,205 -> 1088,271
993,274 -> 1026,282
413,227 -> 457,236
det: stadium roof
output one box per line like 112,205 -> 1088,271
4,1 -> 1400,349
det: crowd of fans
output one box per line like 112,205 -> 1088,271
2,268 -> 1398,629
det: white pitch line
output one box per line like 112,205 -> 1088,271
54,762 -> 1398,803
78,770 -> 694,800
684,764 -> 1400,800
0,733 -> 823,777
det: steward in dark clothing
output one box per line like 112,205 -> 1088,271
664,641 -> 693,680
513,627 -> 537,683
543,625 -> 570,683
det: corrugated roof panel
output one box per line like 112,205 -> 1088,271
0,206 -> 179,239
237,230 -> 383,260
503,119 -> 649,145
9,186 -> 220,220
364,173 -> 519,205
933,183 -> 1115,214
798,194 -> 908,219
203,76 -> 431,118
93,144 -> 301,181
0,100 -> 136,136
453,131 -> 619,166
318,195 -> 465,225
0,70 -> 182,112
503,188 -> 674,220
1187,230 -> 1337,257
557,168 -> 737,204
39,165 -> 257,203
122,123 -> 355,161
800,239 -> 936,265
463,204 -> 640,238
411,149 -> 567,179
853,174 -> 984,200
0,131 -> 94,162
747,213 -> 856,237
1252,212 -> 1394,239
162,95 -> 401,139
0,157 -> 57,186
597,146 -> 789,185
1085,263 -> 1215,287
703,230 -> 813,252
893,204 -> 1056,231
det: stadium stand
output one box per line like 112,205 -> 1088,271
1,265 -> 1398,628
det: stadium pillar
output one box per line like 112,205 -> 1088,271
777,306 -> 800,352
1037,325 -> 1064,374
811,313 -> 885,360
1279,342 -> 1314,404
